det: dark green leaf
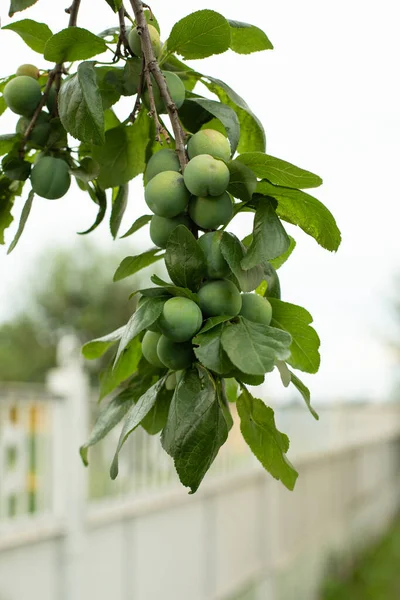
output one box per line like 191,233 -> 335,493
7,189 -> 34,254
120,214 -> 152,239
197,315 -> 232,334
257,181 -> 341,252
193,323 -> 233,375
203,77 -> 266,153
110,184 -> 128,239
220,232 -> 263,292
0,135 -> 19,157
3,19 -> 52,53
141,385 -> 173,435
8,0 -> 38,17
78,183 -> 107,234
115,297 -> 166,363
237,387 -> 298,490
92,110 -> 152,188
227,160 -> 257,202
0,176 -> 23,244
110,376 -> 167,479
289,370 -> 319,420
0,97 -> 7,117
80,392 -> 134,466
99,336 -> 142,400
150,274 -> 199,303
104,0 -> 123,12
269,236 -> 296,270
113,249 -> 164,282
269,298 -> 320,374
2,155 -> 31,181
59,62 -> 104,146
178,98 -> 213,134
96,66 -> 122,109
228,20 -> 273,54
166,10 -> 231,60
241,197 -> 290,269
161,365 -> 229,493
221,316 -> 292,375
237,152 -> 322,189
165,225 -> 207,291
186,98 -> 240,154
223,378 -> 239,403
44,27 -> 107,63
82,325 -> 125,360
256,262 -> 281,300
122,59 -> 142,95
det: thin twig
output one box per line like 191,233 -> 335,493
65,0 -> 81,26
141,2 -> 154,21
129,57 -> 145,123
143,68 -> 170,143
114,4 -> 130,62
128,0 -> 188,171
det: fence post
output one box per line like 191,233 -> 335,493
47,334 -> 89,600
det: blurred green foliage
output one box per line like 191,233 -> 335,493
321,517 -> 400,599
0,241 -> 139,382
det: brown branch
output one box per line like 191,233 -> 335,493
143,68 -> 170,143
65,0 -> 81,26
129,57 -> 145,123
128,0 -> 188,171
114,4 -> 130,62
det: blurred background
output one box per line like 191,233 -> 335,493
0,1 -> 400,599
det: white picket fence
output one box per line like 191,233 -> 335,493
0,335 -> 400,600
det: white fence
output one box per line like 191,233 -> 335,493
0,338 -> 400,600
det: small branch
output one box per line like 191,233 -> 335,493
128,0 -> 188,171
141,2 -> 154,21
129,58 -> 145,123
114,4 -> 130,62
65,0 -> 81,26
143,68 -> 170,143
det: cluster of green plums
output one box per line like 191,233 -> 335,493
146,128 -> 234,247
3,64 -> 71,200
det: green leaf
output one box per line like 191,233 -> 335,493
186,98 -> 240,154
221,316 -> 292,376
203,77 -> 266,153
78,183 -> 107,234
110,184 -> 128,239
99,337 -> 142,400
2,155 -> 31,181
197,315 -> 232,334
120,214 -> 152,239
228,20 -> 273,54
92,110 -> 152,188
8,0 -> 38,17
161,365 -> 229,493
0,97 -> 7,117
113,249 -> 164,282
104,0 -> 123,12
82,325 -> 125,360
269,299 -> 321,374
166,10 -> 231,60
227,160 -> 257,202
0,135 -> 19,157
289,370 -> 319,420
237,387 -> 298,490
80,392 -> 134,466
59,62 -> 104,146
223,378 -> 239,403
269,236 -> 296,270
0,176 -> 23,244
110,376 -> 167,479
95,66 -> 122,109
150,274 -> 199,303
237,152 -> 322,189
115,297 -> 166,363
44,27 -> 107,63
7,189 -> 34,254
165,225 -> 207,291
3,19 -> 53,54
256,181 -> 341,252
141,385 -> 173,435
241,197 -> 290,269
220,232 -> 263,292
193,323 -> 233,375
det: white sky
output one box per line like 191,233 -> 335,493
0,0 -> 399,402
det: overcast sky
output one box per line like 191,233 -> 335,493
0,0 -> 399,402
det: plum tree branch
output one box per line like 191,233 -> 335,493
65,0 -> 82,26
114,4 -> 129,61
127,0 -> 188,171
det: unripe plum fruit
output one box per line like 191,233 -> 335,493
198,280 -> 242,317
198,231 -> 229,279
239,293 -> 273,326
16,64 -> 40,79
17,110 -> 51,147
188,129 -> 231,162
144,71 -> 185,114
150,214 -> 191,248
128,24 -> 161,58
183,154 -> 230,197
141,331 -> 165,368
30,156 -> 71,200
158,297 -> 203,342
145,148 -> 180,182
165,372 -> 177,390
145,171 -> 190,218
4,76 -> 42,116
189,192 -> 232,230
157,336 -> 195,370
